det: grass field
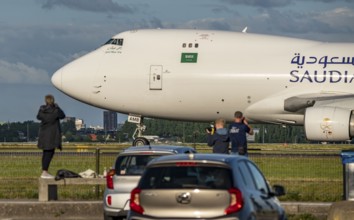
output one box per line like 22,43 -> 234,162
253,155 -> 343,201
0,143 -> 350,202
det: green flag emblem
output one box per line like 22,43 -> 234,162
181,53 -> 198,63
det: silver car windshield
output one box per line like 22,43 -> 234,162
115,155 -> 162,176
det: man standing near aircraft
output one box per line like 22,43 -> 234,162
229,111 -> 254,156
206,118 -> 229,154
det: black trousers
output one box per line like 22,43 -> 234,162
42,149 -> 55,171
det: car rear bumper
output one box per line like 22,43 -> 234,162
129,218 -> 238,220
128,213 -> 239,220
104,208 -> 128,218
103,193 -> 130,217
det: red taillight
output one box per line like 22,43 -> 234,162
106,195 -> 112,206
106,169 -> 115,189
176,162 -> 196,166
225,188 -> 243,214
130,187 -> 144,214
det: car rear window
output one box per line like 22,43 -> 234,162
139,165 -> 232,189
115,154 -> 164,176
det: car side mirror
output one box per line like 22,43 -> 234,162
272,185 -> 286,197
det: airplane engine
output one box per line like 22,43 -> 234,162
304,107 -> 354,141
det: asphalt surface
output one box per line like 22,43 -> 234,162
0,200 -> 331,220
0,200 -> 103,220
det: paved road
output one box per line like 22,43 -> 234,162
1,218 -> 102,220
0,201 -> 331,220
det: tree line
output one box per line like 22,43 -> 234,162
0,119 -> 309,143
117,118 -> 309,144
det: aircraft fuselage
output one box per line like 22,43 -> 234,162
52,29 -> 354,140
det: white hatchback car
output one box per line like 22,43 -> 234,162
103,145 -> 196,220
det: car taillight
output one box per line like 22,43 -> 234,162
176,162 -> 196,166
130,187 -> 144,214
106,195 -> 112,206
225,188 -> 243,215
106,169 -> 115,189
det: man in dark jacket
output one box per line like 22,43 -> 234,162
207,118 -> 229,154
37,94 -> 65,178
229,111 -> 253,157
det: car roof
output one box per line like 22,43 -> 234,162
122,145 -> 196,154
148,153 -> 245,165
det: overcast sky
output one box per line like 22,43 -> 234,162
0,0 -> 353,126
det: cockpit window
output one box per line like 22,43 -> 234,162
104,38 -> 124,46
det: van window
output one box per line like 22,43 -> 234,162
140,165 -> 232,189
115,154 -> 161,176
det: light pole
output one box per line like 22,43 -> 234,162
27,122 -> 30,142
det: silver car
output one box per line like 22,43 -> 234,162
128,153 -> 286,220
103,145 -> 196,220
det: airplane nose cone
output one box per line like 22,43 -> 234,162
51,68 -> 62,90
51,49 -> 102,104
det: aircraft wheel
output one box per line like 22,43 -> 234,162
133,137 -> 150,146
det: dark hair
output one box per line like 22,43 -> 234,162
234,111 -> 243,119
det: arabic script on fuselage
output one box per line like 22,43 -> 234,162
290,53 -> 354,83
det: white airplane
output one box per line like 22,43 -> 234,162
51,29 -> 354,145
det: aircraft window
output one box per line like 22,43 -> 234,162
104,39 -> 114,45
115,39 -> 124,45
195,43 -> 199,48
188,43 -> 193,48
182,43 -> 186,48
104,38 -> 124,46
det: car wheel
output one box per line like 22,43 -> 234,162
103,213 -> 113,220
132,137 -> 150,146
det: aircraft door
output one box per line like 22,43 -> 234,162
149,65 -> 163,90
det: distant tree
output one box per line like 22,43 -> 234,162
62,120 -> 76,136
0,120 -> 310,143
63,131 -> 74,142
97,134 -> 106,143
22,120 -> 40,142
118,118 -> 209,143
0,121 -> 40,142
252,124 -> 308,143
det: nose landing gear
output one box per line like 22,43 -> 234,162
128,114 -> 150,146
132,123 -> 150,146
133,137 -> 150,146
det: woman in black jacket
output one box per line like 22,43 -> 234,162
37,94 -> 65,178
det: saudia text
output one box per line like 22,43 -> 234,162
290,70 -> 354,83
290,53 -> 354,83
